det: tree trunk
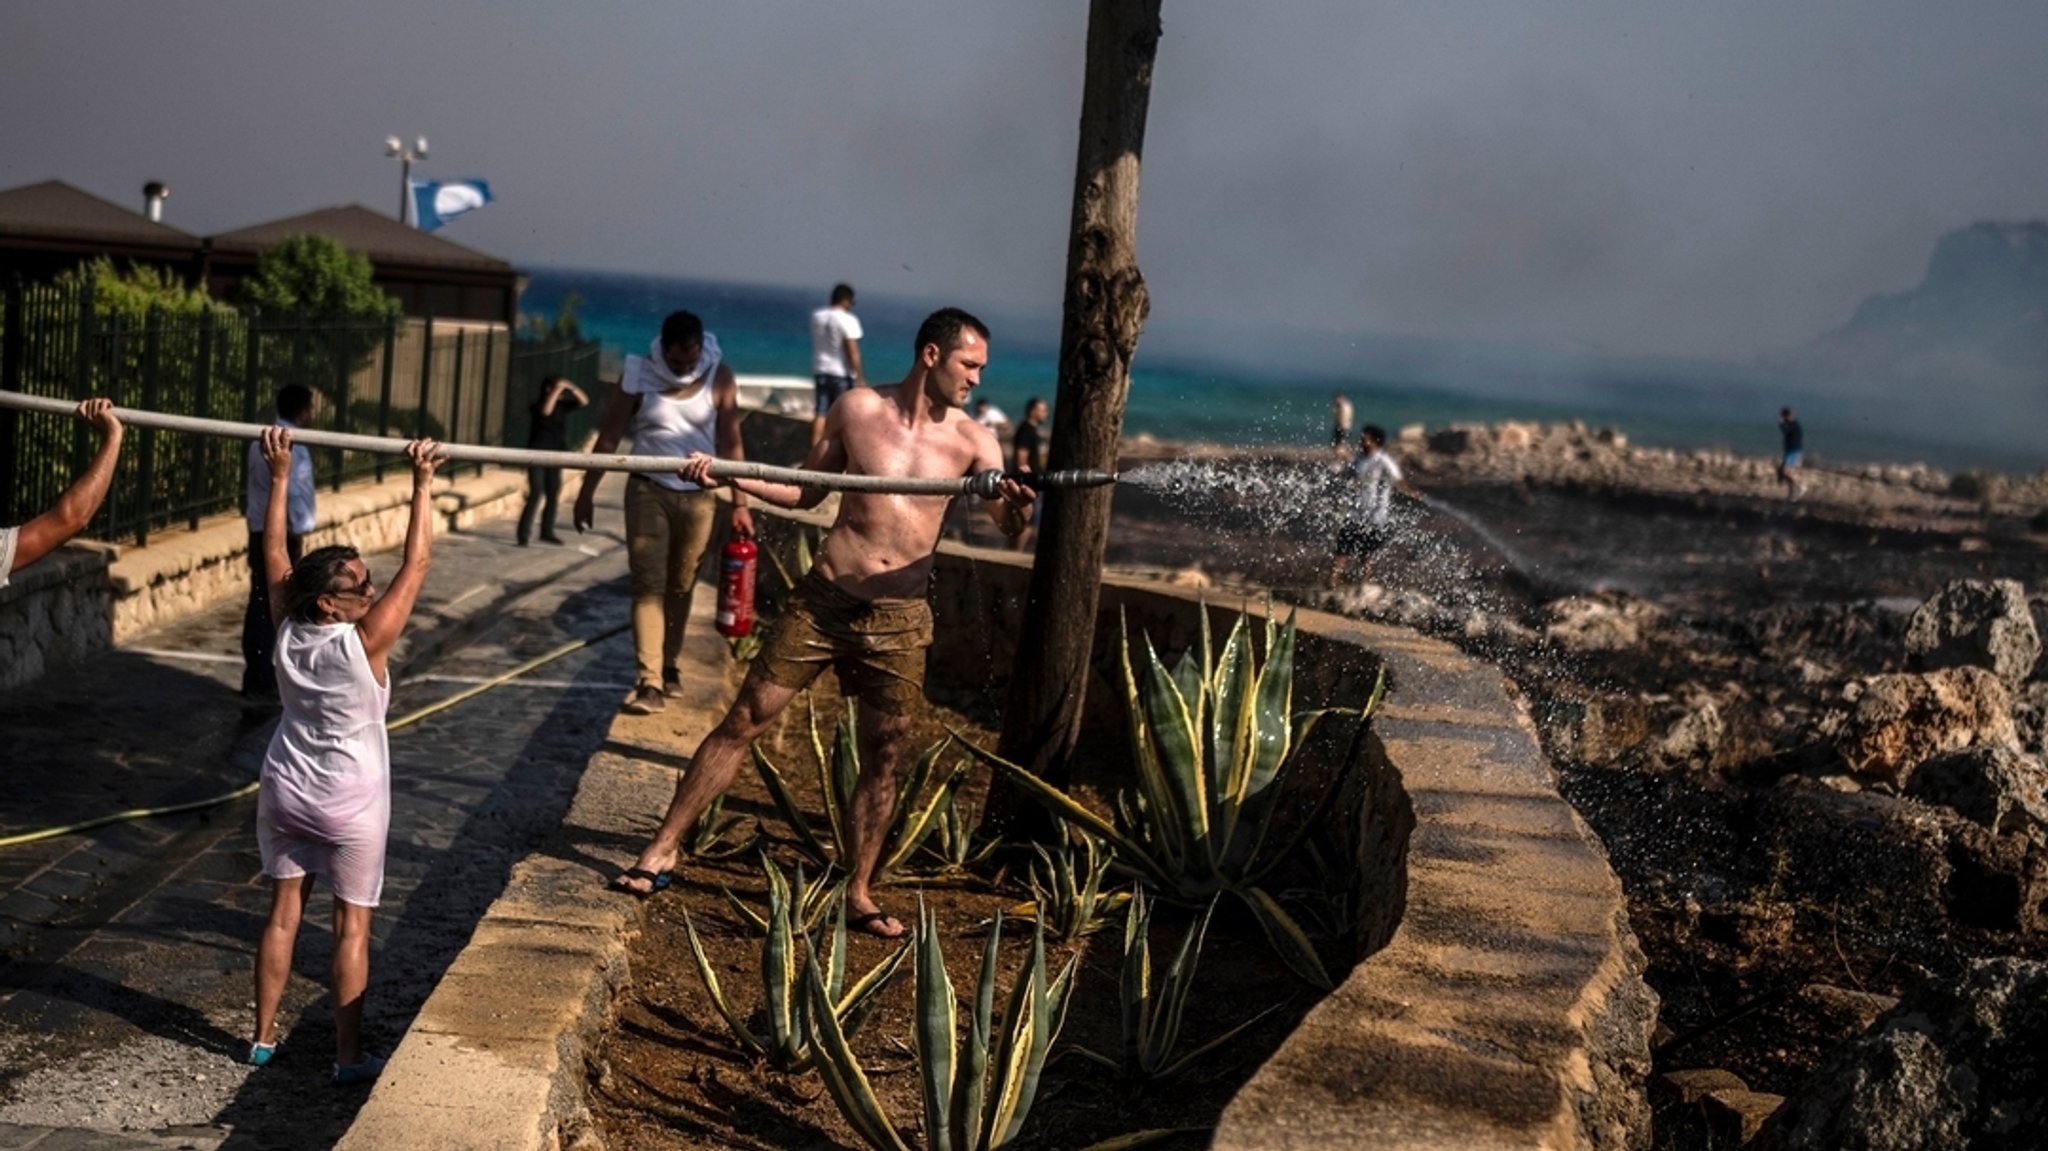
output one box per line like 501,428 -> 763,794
988,0 -> 1160,831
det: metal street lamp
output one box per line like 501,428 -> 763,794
385,135 -> 429,222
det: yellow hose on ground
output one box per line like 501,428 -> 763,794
0,622 -> 630,851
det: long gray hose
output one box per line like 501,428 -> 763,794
0,391 -> 1115,496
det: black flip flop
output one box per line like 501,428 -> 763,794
612,867 -> 673,899
848,909 -> 907,940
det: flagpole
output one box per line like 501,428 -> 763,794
385,134 -> 428,227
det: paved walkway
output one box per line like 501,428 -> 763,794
0,493 -> 650,1149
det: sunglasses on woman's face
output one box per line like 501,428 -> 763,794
327,574 -> 374,600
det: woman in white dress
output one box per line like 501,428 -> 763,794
246,427 -> 442,1085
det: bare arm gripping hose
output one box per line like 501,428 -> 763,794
0,391 -> 1119,496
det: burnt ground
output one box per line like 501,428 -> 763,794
1097,442 -> 2048,1148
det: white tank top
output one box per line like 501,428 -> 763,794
629,384 -> 717,492
264,619 -> 392,831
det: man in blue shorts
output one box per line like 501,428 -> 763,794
1778,407 -> 1804,501
809,283 -> 866,445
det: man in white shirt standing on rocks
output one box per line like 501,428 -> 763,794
243,385 -> 318,703
809,283 -> 866,446
1329,423 -> 1407,588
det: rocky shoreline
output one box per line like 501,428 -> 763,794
1105,421 -> 2048,1149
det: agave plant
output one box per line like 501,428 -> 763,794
753,696 -> 967,877
925,789 -> 1001,873
687,794 -> 761,861
681,853 -> 909,1073
806,905 -> 1074,1151
761,521 -> 822,592
1073,889 -> 1277,1081
964,608 -> 1383,989
1014,823 -> 1126,941
720,855 -> 837,936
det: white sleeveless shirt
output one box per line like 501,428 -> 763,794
629,384 -> 717,492
263,619 -> 392,835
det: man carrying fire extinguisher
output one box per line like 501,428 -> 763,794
573,310 -> 755,716
608,308 -> 1033,939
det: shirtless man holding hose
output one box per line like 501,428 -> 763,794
610,307 -> 1034,939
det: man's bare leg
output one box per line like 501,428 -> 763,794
843,697 -> 913,938
614,673 -> 801,894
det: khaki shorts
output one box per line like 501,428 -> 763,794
755,570 -> 933,714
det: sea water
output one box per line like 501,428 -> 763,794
521,267 -> 2028,472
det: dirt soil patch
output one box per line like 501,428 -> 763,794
588,674 -> 1328,1151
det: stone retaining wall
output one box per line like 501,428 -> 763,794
0,545 -> 115,690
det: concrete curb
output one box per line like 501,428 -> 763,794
1212,613 -> 1657,1150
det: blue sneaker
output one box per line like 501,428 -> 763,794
246,1041 -> 277,1067
332,1053 -> 386,1086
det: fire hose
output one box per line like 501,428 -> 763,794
0,391 -> 1117,496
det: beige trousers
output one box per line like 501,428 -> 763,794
623,477 -> 717,689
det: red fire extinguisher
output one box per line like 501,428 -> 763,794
716,536 -> 757,637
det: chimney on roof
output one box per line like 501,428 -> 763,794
143,181 -> 169,223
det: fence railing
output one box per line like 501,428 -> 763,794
0,276 -> 597,546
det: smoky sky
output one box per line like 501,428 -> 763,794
5,1 -> 2046,362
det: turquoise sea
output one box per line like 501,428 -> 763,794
521,268 -> 2032,473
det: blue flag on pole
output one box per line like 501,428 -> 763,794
409,179 -> 493,232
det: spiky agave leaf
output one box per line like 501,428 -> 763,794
1139,896 -> 1211,1077
1116,611 -> 1184,873
912,902 -> 957,1151
803,938 -> 912,1151
680,903 -> 767,1057
955,737 -> 1170,894
1117,889 -> 1152,1074
1137,633 -> 1209,866
759,856 -> 806,1066
1244,612 -> 1300,798
883,744 -> 967,875
1233,884 -> 1333,991
1026,827 -> 1121,941
820,700 -> 860,857
751,744 -> 833,868
826,892 -> 912,1037
950,911 -> 1001,1148
983,918 -> 1069,1149
1208,614 -> 1261,861
688,794 -> 762,860
720,862 -> 839,936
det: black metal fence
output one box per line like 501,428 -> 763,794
1,276 -> 597,546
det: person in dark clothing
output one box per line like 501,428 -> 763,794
518,376 -> 589,545
242,385 -> 317,701
1778,406 -> 1805,501
1009,397 -> 1048,551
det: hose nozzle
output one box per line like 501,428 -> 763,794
965,468 -> 1120,498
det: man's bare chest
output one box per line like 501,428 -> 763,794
846,425 -> 974,480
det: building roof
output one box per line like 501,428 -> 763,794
208,205 -> 513,273
0,180 -> 200,248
